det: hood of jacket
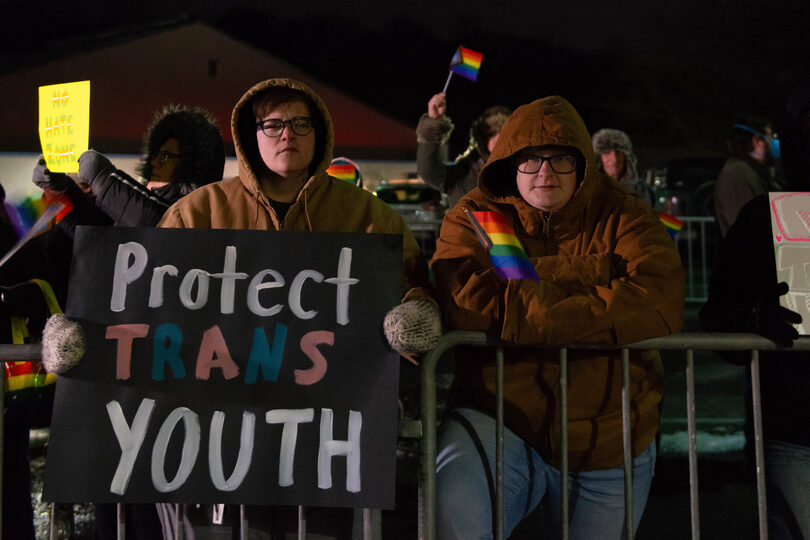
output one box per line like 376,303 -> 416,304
477,95 -> 599,220
137,105 -> 225,190
231,78 -> 334,200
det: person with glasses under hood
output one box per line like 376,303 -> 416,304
429,95 -> 684,539
43,78 -> 440,539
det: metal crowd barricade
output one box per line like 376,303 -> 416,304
419,331 -> 810,540
674,217 -> 718,303
0,344 -> 381,540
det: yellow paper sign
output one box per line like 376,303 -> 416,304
38,80 -> 90,173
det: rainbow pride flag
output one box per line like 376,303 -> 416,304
465,209 -> 539,281
658,212 -> 684,238
449,46 -> 483,82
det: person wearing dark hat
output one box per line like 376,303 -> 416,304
713,116 -> 781,236
592,128 -> 655,206
417,92 -> 511,209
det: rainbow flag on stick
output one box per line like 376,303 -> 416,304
465,209 -> 539,281
658,212 -> 684,239
442,46 -> 484,92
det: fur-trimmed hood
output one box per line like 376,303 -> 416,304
137,105 -> 225,192
591,128 -> 639,185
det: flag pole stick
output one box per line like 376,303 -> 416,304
441,71 -> 453,93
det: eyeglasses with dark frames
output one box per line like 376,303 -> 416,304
516,153 -> 577,174
256,117 -> 314,138
155,150 -> 182,165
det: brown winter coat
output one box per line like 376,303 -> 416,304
430,96 -> 685,470
158,78 -> 431,301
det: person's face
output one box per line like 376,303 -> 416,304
515,147 -> 578,212
256,100 -> 316,180
487,134 -> 499,154
149,137 -> 181,187
600,149 -> 626,180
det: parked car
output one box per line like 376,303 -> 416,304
375,180 -> 447,256
374,180 -> 446,223
650,155 -> 726,216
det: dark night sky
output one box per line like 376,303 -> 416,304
3,0 -> 810,165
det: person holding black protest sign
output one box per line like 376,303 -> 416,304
44,78 -> 440,539
155,77 -> 439,539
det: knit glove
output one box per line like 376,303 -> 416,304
78,149 -> 116,187
41,314 -> 86,374
747,282 -> 802,347
32,156 -> 70,194
383,298 -> 442,364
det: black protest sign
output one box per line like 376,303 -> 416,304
43,227 -> 403,508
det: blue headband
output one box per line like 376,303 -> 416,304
733,124 -> 781,159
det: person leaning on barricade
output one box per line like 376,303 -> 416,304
41,77 -> 441,539
428,95 -> 685,539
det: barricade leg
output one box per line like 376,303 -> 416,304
560,348 -> 569,540
750,350 -> 768,540
622,348 -> 634,540
117,502 -> 125,540
686,349 -> 701,540
495,345 -> 504,540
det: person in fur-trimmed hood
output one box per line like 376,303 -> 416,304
416,92 -> 511,209
430,96 -> 684,539
592,127 -> 656,206
32,105 -> 226,229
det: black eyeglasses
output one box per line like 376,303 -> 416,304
155,150 -> 182,165
516,153 -> 577,174
256,117 -> 314,138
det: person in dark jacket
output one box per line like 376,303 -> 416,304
416,92 -> 511,209
700,79 -> 810,540
33,104 -> 225,229
30,104 -> 225,540
712,115 -> 781,236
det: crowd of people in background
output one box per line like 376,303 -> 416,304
0,69 -> 808,540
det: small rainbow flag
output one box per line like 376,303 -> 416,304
658,212 -> 684,238
465,209 -> 539,281
449,46 -> 483,82
327,157 -> 362,186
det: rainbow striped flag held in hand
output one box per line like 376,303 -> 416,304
658,212 -> 684,239
465,209 -> 539,282
449,46 -> 483,82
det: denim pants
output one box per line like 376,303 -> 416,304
765,439 -> 810,540
436,408 -> 656,540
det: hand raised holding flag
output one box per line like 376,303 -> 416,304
428,93 -> 447,119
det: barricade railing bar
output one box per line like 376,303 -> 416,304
0,344 -> 380,540
419,331 -> 810,540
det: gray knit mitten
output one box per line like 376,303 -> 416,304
41,314 -> 86,374
383,298 -> 442,356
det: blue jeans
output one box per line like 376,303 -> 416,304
436,408 -> 656,540
766,439 -> 810,540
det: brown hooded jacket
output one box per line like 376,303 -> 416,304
158,78 -> 431,302
430,96 -> 685,470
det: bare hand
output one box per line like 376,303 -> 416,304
428,93 -> 447,119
